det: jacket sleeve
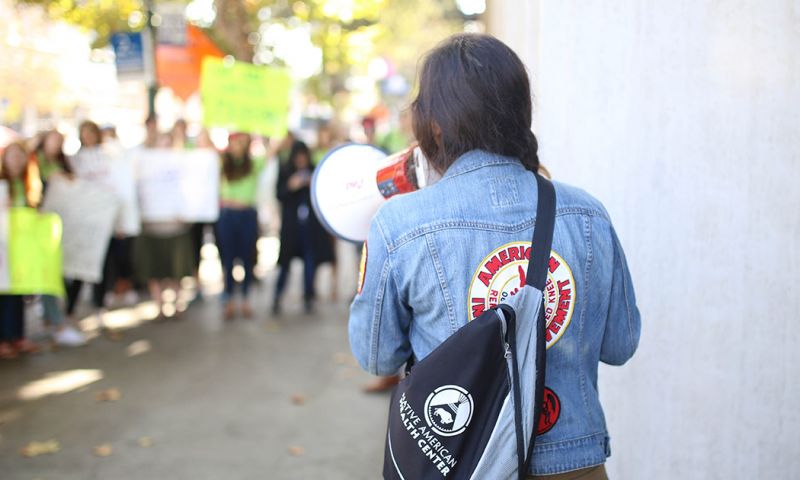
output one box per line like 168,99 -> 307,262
276,166 -> 289,203
348,215 -> 412,376
600,224 -> 641,366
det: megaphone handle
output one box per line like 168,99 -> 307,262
376,148 -> 418,199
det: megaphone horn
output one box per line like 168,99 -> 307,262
311,143 -> 426,242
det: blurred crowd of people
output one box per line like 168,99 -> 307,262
0,111 -> 414,360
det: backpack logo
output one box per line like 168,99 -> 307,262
424,385 -> 474,437
468,241 -> 576,349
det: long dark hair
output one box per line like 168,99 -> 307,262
222,134 -> 253,181
286,140 -> 312,173
411,33 -> 539,174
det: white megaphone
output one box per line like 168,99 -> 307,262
311,143 -> 438,243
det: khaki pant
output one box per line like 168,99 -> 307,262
529,464 -> 608,480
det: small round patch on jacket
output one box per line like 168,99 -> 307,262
536,387 -> 561,435
357,242 -> 367,294
467,241 -> 576,349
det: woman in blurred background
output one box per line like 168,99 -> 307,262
0,142 -> 39,358
134,127 -> 194,319
216,133 -> 264,320
64,121 -> 109,325
31,130 -> 86,347
273,140 -> 334,314
33,130 -> 72,185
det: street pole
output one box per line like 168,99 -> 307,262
144,0 -> 158,118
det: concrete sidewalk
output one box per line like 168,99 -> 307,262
0,282 -> 389,479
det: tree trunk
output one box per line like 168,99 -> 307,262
213,0 -> 255,62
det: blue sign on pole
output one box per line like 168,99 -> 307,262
111,32 -> 146,78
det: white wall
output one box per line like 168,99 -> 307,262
489,1 -> 800,478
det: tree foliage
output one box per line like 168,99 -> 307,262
16,0 -> 147,48
14,0 -> 465,101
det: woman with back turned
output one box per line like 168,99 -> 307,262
349,34 -> 640,479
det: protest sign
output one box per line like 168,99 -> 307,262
0,208 -> 9,291
41,177 -> 118,283
8,208 -> 64,296
0,207 -> 64,296
70,147 -> 141,235
200,57 -> 291,138
134,148 -> 220,222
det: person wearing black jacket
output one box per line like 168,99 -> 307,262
273,140 -> 335,314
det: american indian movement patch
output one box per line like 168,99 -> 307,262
467,241 -> 576,349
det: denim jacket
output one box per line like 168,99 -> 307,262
349,150 -> 641,475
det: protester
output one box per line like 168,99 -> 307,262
101,125 -> 123,155
33,130 -> 72,183
273,140 -> 334,314
64,121 -> 111,324
216,133 -> 263,320
361,116 -> 377,145
171,119 -> 192,150
142,114 -> 159,149
101,125 -> 117,144
173,120 -> 209,297
100,123 -> 139,307
349,34 -> 641,479
31,131 -> 86,347
0,142 -> 39,358
135,129 -> 194,318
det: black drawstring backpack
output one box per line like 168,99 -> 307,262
383,173 -> 556,479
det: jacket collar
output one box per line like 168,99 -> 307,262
441,150 -> 521,179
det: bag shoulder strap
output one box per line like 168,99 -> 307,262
526,173 -> 556,290
520,172 -> 556,479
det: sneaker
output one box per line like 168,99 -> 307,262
0,342 -> 17,359
12,338 -> 39,355
122,290 -> 139,307
223,301 -> 236,321
53,326 -> 87,347
95,309 -> 107,330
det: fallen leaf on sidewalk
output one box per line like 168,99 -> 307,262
0,409 -> 21,426
137,436 -> 154,448
288,446 -> 305,457
290,394 -> 306,406
93,444 -> 113,457
95,388 -> 122,402
126,340 -> 152,357
20,439 -> 61,457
